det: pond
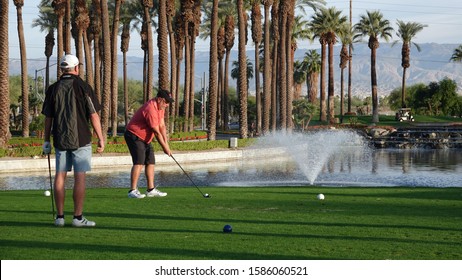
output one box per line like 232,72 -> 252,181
1,146 -> 460,190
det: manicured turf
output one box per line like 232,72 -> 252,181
0,187 -> 461,260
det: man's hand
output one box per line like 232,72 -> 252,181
163,146 -> 172,157
96,139 -> 105,154
42,141 -> 51,154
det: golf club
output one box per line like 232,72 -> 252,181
171,155 -> 211,198
47,154 -> 55,218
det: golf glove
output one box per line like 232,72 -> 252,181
42,141 -> 51,154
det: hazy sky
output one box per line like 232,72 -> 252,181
7,0 -> 462,60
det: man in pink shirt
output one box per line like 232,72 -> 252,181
124,89 -> 173,198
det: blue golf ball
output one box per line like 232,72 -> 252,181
223,224 -> 232,233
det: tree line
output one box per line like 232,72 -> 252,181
1,0 -> 462,148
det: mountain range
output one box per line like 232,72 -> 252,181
8,43 -> 462,98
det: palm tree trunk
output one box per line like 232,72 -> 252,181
123,49 -> 128,125
183,34 -> 190,132
158,0 -> 171,132
328,42 -> 335,123
347,0 -> 353,114
320,42 -> 327,122
347,44 -> 352,114
110,0 -> 122,137
158,0 -> 169,90
255,45 -> 261,134
277,3 -> 287,130
207,0 -> 219,140
401,67 -> 407,108
270,3 -> 279,131
218,58 -> 223,129
143,4 -> 154,100
166,4 -> 177,133
100,0 -> 112,142
175,56 -> 182,117
371,46 -> 379,123
223,50 -> 231,131
54,0 -> 65,79
65,0 -> 71,53
83,31 -> 94,88
262,1 -> 271,135
0,0 -> 10,147
237,0 -> 248,138
14,1 -> 29,137
308,72 -> 318,103
189,38 -> 196,132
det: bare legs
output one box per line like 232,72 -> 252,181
130,164 -> 155,191
54,171 -> 87,216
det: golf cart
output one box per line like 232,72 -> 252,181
395,108 -> 414,122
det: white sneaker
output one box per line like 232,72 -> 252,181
55,218 -> 65,227
128,189 -> 146,199
146,188 -> 167,197
72,217 -> 96,227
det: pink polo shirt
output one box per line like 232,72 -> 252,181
126,98 -> 164,144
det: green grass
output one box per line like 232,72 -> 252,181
1,187 -> 461,260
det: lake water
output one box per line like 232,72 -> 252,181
0,148 -> 461,190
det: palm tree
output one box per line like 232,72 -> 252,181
166,0 -> 177,133
157,0 -> 169,91
261,0 -> 272,135
320,7 -> 346,123
450,45 -> 462,62
174,14 -> 185,119
277,0 -> 290,130
300,49 -> 321,103
251,0 -> 262,135
338,23 -> 354,121
354,10 -> 393,123
32,1 -> 56,90
270,2 -> 279,130
393,20 -> 427,108
52,0 -> 65,78
73,0 -> 89,80
120,18 -> 131,126
309,8 -> 328,122
217,25 -> 225,130
0,0 -> 10,148
64,0 -> 71,53
231,59 -> 254,89
180,0 -> 194,132
347,0 -> 353,115
295,0 -> 325,14
207,0 -> 219,140
141,0 -> 154,101
188,1 -> 202,132
109,0 -> 122,137
100,0 -> 112,142
237,0 -> 248,138
89,0 -> 102,102
13,0 -> 30,137
223,13 -> 235,132
293,60 -> 306,100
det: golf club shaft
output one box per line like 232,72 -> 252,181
171,155 -> 205,196
47,154 -> 55,218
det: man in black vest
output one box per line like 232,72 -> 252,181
42,54 -> 105,227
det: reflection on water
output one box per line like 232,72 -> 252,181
1,148 -> 461,190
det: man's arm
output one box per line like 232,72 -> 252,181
152,119 -> 172,157
90,113 -> 105,154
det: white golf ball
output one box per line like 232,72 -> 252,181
44,190 -> 51,197
317,193 -> 325,200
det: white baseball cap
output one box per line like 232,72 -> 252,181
59,54 -> 80,68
